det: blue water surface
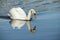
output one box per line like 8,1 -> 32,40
0,0 -> 60,40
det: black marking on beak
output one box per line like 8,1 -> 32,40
34,13 -> 36,15
34,13 -> 36,19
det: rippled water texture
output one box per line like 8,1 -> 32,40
0,0 -> 60,40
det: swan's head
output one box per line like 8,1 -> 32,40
30,9 -> 36,19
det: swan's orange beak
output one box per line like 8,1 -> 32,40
34,13 -> 36,19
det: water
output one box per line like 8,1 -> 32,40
0,0 -> 60,40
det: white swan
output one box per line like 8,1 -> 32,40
9,7 -> 36,20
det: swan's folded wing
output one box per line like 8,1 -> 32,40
16,7 -> 27,19
9,7 -> 26,19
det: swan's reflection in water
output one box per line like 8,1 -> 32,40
26,21 -> 36,33
9,20 -> 26,29
9,20 -> 36,33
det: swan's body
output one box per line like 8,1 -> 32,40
9,7 -> 36,20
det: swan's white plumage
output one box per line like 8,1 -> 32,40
9,7 -> 26,19
9,7 -> 36,20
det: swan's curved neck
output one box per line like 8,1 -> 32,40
26,9 -> 36,20
27,10 -> 32,20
